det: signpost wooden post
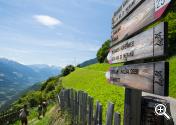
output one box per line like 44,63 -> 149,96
124,88 -> 141,125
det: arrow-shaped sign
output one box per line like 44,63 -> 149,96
111,0 -> 171,46
106,61 -> 169,96
108,22 -> 167,64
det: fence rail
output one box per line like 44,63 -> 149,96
0,109 -> 19,125
58,88 -> 121,125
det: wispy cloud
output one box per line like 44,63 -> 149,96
33,15 -> 62,27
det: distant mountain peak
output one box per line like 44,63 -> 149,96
0,57 -> 61,108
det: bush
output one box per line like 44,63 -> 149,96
61,65 -> 75,76
96,40 -> 110,63
41,76 -> 58,91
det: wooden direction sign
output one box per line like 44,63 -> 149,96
111,0 -> 171,46
107,22 -> 167,64
112,0 -> 143,27
106,61 -> 169,96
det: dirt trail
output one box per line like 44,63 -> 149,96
28,105 -> 57,125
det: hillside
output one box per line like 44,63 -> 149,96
62,63 -> 125,122
78,58 -> 98,67
62,57 -> 176,122
168,56 -> 176,98
0,58 -> 61,108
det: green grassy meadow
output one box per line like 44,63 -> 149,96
168,56 -> 176,98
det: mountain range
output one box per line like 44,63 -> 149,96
0,58 -> 61,107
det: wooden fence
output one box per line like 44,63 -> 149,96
58,88 -> 121,125
0,109 -> 20,125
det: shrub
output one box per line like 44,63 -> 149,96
61,65 -> 75,76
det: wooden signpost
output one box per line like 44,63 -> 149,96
112,0 -> 143,27
111,0 -> 171,46
108,22 -> 167,64
108,61 -> 168,96
107,0 -> 173,124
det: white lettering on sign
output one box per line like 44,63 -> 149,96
155,0 -> 171,11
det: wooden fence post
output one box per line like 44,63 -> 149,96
88,96 -> 94,125
82,92 -> 88,125
106,102 -> 114,125
114,112 -> 120,125
59,89 -> 65,113
67,89 -> 71,109
70,89 -> 74,124
75,91 -> 79,124
79,91 -> 84,124
124,88 -> 141,125
98,103 -> 103,125
94,101 -> 103,125
94,101 -> 99,125
77,91 -> 81,124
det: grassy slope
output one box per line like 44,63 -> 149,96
168,56 -> 176,98
62,57 -> 176,123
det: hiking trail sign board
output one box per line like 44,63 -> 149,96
112,0 -> 143,27
106,61 -> 169,96
111,0 -> 171,46
108,22 -> 167,64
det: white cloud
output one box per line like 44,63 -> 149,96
33,15 -> 62,27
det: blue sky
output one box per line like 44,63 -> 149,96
0,0 -> 122,67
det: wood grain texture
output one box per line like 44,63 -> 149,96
112,0 -> 143,27
108,61 -> 168,96
111,0 -> 171,46
108,22 -> 167,64
94,101 -> 102,125
106,102 -> 114,125
88,96 -> 93,125
114,112 -> 121,125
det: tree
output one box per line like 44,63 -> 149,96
96,40 -> 110,63
61,65 -> 75,76
162,1 -> 176,56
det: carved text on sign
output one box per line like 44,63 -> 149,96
111,0 -> 171,46
107,61 -> 168,96
154,32 -> 164,46
112,0 -> 143,27
108,22 -> 167,64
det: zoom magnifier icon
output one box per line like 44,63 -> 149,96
155,104 -> 171,120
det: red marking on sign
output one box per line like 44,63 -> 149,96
155,3 -> 169,19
